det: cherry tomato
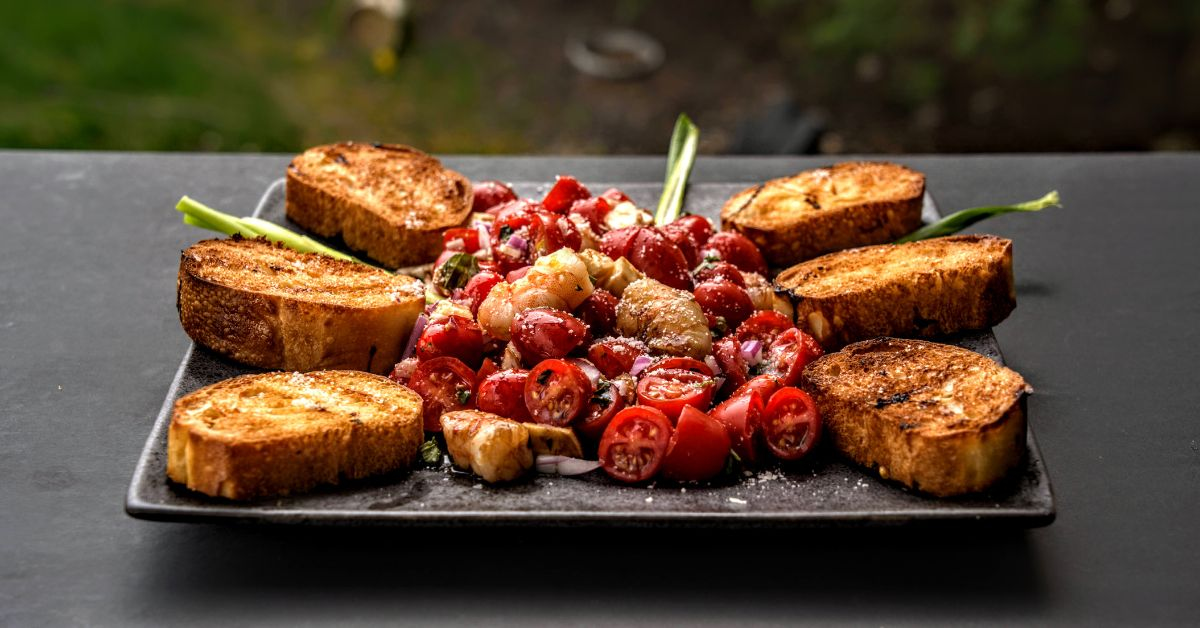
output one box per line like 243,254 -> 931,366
601,227 -> 692,290
542,175 -> 591,213
409,356 -> 477,431
462,271 -> 503,316
692,261 -> 746,288
735,310 -> 795,346
568,196 -> 611,233
489,200 -> 541,239
598,226 -> 641,260
476,358 -> 500,381
476,369 -> 531,422
660,221 -> 701,267
762,387 -> 821,461
702,231 -> 768,276
525,359 -> 593,427
442,228 -> 481,254
713,336 -> 749,391
576,288 -> 618,338
762,328 -> 824,387
661,406 -> 732,482
533,211 -> 583,255
599,187 -> 632,204
643,356 -> 713,378
577,381 -> 626,441
710,391 -> 764,464
587,337 -> 648,378
510,308 -> 588,364
416,315 -> 485,368
733,374 -> 781,401
636,369 -> 716,423
669,215 -> 714,248
598,406 -> 673,483
472,180 -> 518,213
694,281 -> 754,329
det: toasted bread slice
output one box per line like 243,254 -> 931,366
721,162 -> 925,267
167,370 -> 424,499
802,338 -> 1030,497
286,142 -> 472,268
177,237 -> 423,374
775,235 -> 1015,349
440,410 -> 534,483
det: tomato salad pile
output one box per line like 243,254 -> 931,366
390,175 -> 824,484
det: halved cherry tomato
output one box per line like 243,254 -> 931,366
476,358 -> 500,381
416,315 -> 485,368
525,359 -> 593,427
577,381 -> 625,441
702,231 -> 768,276
762,328 -> 824,387
694,281 -> 754,329
542,175 -> 591,213
762,387 -> 821,461
735,310 -> 794,346
713,336 -> 749,391
599,187 -> 632,205
710,391 -> 764,464
533,212 -> 582,255
472,180 -> 518,213
587,337 -> 648,378
476,369 -> 531,422
568,196 -> 611,233
693,261 -> 746,287
409,356 -> 477,431
732,374 -> 781,401
462,271 -> 503,316
636,369 -> 716,423
661,406 -> 732,482
576,288 -> 618,338
442,228 -> 481,254
598,406 -> 673,483
643,356 -> 713,378
510,308 -> 588,364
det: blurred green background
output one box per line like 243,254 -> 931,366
2,0 -> 1197,154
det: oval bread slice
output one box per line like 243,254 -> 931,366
285,142 -> 472,268
801,338 -> 1031,497
167,370 -> 424,500
177,237 -> 424,374
721,162 -> 925,267
774,235 -> 1015,349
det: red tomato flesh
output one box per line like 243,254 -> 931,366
763,328 -> 823,387
577,382 -> 626,441
598,406 -> 673,483
442,228 -> 481,253
735,310 -> 795,346
409,356 -> 477,432
462,271 -> 503,316
643,356 -> 713,378
524,359 -> 593,427
542,175 -> 591,213
587,338 -> 648,379
710,391 -> 764,464
661,406 -> 732,482
636,369 -> 716,423
762,387 -> 822,461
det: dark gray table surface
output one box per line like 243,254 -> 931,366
1,151 -> 1197,626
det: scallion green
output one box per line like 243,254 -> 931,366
896,191 -> 1060,243
654,114 -> 700,226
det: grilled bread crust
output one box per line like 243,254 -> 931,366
177,237 -> 423,374
802,338 -> 1030,497
167,370 -> 424,499
721,162 -> 925,267
775,235 -> 1015,350
285,142 -> 472,268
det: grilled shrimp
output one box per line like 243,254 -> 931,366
524,248 -> 594,309
478,249 -> 593,340
742,271 -> 795,319
616,277 -> 712,359
441,410 -> 533,483
579,249 -> 643,297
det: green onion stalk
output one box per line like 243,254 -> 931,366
654,113 -> 700,226
896,191 -> 1060,243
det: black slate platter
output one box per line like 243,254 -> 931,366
127,179 -> 1055,527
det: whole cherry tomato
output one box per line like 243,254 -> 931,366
762,387 -> 821,461
599,187 -> 632,205
660,406 -> 732,482
636,369 -> 716,423
416,315 -> 485,368
598,406 -> 673,483
669,214 -> 714,247
525,359 -> 593,427
471,180 -> 518,213
587,337 -> 648,379
409,356 -> 477,431
762,328 -> 824,387
510,308 -> 588,364
709,391 -> 764,464
694,281 -> 754,329
692,261 -> 746,287
735,310 -> 795,346
542,175 -> 591,213
600,227 -> 692,290
660,221 -> 701,267
476,369 -> 531,422
576,288 -> 619,338
702,231 -> 769,276
462,271 -> 503,316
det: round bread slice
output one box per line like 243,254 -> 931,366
177,237 -> 424,374
285,142 -> 472,268
166,370 -> 424,500
801,338 -> 1031,497
720,162 -> 925,267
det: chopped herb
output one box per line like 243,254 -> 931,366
455,388 -> 472,405
433,253 -> 481,292
419,437 -> 443,466
498,224 -> 514,241
691,378 -> 715,389
721,449 -> 743,479
703,253 -> 721,263
537,369 -> 552,385
590,379 -> 612,406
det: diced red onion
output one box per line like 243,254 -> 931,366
740,340 -> 763,365
569,358 -> 602,388
630,354 -> 653,376
704,355 -> 722,375
506,234 -> 528,251
400,313 -> 428,361
536,455 -> 602,476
